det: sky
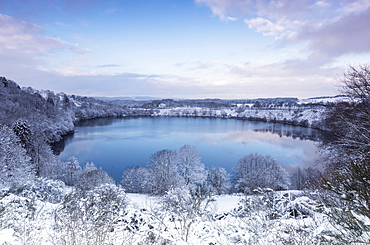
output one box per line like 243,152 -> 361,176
1,0 -> 370,99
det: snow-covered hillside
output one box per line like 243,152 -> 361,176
151,105 -> 325,128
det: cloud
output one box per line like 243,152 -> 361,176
295,7 -> 370,57
245,17 -> 285,36
198,0 -> 370,61
174,60 -> 223,71
96,64 -> 121,68
341,0 -> 370,13
0,14 -> 85,56
195,0 -> 253,20
314,1 -> 331,8
0,14 -> 90,84
227,16 -> 238,21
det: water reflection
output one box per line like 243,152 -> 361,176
253,123 -> 323,141
76,117 -> 117,127
52,133 -> 74,155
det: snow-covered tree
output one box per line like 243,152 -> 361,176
177,144 -> 207,186
123,145 -> 208,195
77,169 -> 115,190
82,162 -> 98,173
0,125 -> 34,188
208,166 -> 231,195
290,167 -> 321,190
121,166 -> 152,193
148,149 -> 182,195
323,64 -> 370,157
233,153 -> 290,193
320,64 -> 370,243
62,156 -> 82,186
12,120 -> 33,151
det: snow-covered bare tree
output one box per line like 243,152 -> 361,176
208,166 -> 231,195
177,144 -> 207,186
323,64 -> 370,156
233,153 -> 290,194
148,149 -> 183,195
121,166 -> 152,193
290,167 -> 322,190
320,64 -> 370,243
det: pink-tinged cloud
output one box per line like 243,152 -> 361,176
296,7 -> 370,57
0,14 -> 85,56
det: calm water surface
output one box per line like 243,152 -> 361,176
56,117 -> 323,182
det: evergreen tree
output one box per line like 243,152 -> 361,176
0,125 -> 34,188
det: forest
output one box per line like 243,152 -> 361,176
0,65 -> 369,244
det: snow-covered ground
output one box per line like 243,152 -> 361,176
0,189 -> 339,245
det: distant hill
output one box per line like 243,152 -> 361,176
94,96 -> 164,101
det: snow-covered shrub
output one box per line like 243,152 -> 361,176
138,231 -> 174,245
77,169 -> 115,190
227,190 -> 329,244
160,184 -> 211,242
283,196 -> 321,219
235,189 -> 322,220
53,184 -> 127,245
234,188 -> 289,220
0,194 -> 52,244
16,177 -> 66,204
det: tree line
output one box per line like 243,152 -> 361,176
121,145 -> 320,196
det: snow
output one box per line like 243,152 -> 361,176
127,193 -> 159,209
127,193 -> 242,214
211,195 -> 242,213
298,95 -> 349,105
0,228 -> 16,244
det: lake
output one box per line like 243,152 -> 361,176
55,117 -> 323,182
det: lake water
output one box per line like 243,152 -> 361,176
56,117 -> 323,182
